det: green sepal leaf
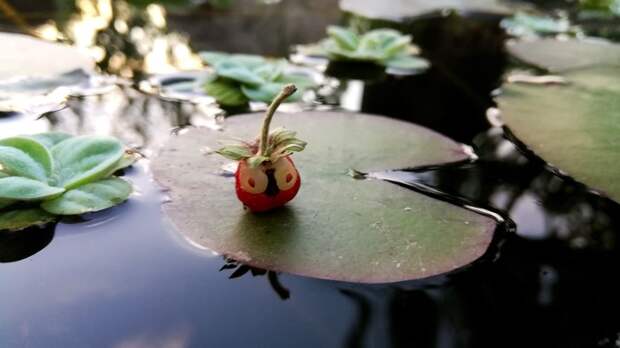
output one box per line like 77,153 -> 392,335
0,137 -> 53,182
28,132 -> 73,149
203,78 -> 249,107
41,177 -> 132,215
51,135 -> 124,189
384,55 -> 430,70
215,145 -> 253,161
0,208 -> 56,232
0,176 -> 65,201
246,155 -> 270,168
327,26 -> 359,51
269,127 -> 298,145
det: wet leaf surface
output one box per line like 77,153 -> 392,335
0,209 -> 56,232
152,111 -> 496,283
0,177 -> 65,201
0,33 -> 93,80
41,177 -> 132,215
507,38 -> 620,72
498,66 -> 620,202
51,136 -> 125,189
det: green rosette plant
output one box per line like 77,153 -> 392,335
501,12 -> 574,37
199,52 -> 317,107
0,132 -> 138,232
318,26 -> 429,71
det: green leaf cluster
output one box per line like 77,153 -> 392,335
0,132 -> 136,232
321,26 -> 430,71
579,0 -> 620,16
216,127 -> 306,167
199,52 -> 317,107
501,12 -> 573,37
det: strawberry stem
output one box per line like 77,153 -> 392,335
258,84 -> 297,157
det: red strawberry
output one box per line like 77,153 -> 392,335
216,84 -> 306,212
235,156 -> 301,212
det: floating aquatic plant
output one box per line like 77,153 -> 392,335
0,132 -> 137,232
310,26 -> 429,71
199,52 -> 316,107
501,12 -> 574,37
153,110 -> 495,283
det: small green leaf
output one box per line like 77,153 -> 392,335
383,35 -> 413,57
0,176 -> 65,201
199,51 -> 230,66
275,73 -> 316,88
215,145 -> 253,161
241,83 -> 303,103
254,62 -> 284,82
51,136 -> 124,189
246,155 -> 269,168
41,177 -> 132,215
28,132 -> 73,149
0,208 -> 56,232
0,137 -> 53,182
269,128 -> 297,145
204,78 -> 249,106
214,61 -> 266,85
384,55 -> 430,70
227,54 -> 267,69
240,83 -> 284,103
327,26 -> 360,51
101,152 -> 140,177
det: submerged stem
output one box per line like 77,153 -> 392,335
258,84 -> 297,157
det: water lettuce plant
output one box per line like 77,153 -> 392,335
0,132 -> 137,232
501,12 -> 573,37
199,52 -> 316,107
319,26 -> 429,71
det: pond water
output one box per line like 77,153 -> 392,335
1,1 -> 619,347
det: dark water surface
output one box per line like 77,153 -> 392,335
1,2 -> 620,348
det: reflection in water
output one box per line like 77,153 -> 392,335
40,0 -> 202,78
0,224 -> 55,263
371,129 -> 620,252
220,258 -> 290,300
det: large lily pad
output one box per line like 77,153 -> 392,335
153,112 -> 496,283
0,33 -> 93,80
507,38 -> 620,72
339,0 -> 515,20
498,66 -> 620,202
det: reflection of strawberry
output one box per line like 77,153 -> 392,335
216,84 -> 306,212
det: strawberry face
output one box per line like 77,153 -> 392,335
215,84 -> 305,213
235,156 -> 301,212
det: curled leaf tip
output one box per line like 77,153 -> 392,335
346,168 -> 366,180
282,84 -> 297,97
